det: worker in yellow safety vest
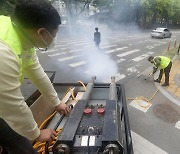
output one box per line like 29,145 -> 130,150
148,56 -> 172,86
0,0 -> 69,153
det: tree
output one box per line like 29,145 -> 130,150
0,0 -> 18,16
92,0 -> 114,12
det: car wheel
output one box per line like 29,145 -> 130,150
162,34 -> 165,39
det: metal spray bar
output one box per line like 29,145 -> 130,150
109,76 -> 117,101
81,76 -> 96,100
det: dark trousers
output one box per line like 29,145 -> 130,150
0,118 -> 37,154
95,41 -> 100,48
158,61 -> 172,84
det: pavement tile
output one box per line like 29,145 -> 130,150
167,87 -> 177,93
163,56 -> 180,100
175,92 -> 180,97
176,88 -> 180,93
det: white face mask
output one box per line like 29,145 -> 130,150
48,38 -> 55,50
41,30 -> 56,51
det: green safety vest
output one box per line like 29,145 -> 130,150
154,56 -> 171,69
0,16 -> 35,83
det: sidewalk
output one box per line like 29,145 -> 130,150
155,54 -> 180,106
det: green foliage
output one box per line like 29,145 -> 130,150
92,0 -> 114,11
0,0 -> 17,16
1,0 -> 180,28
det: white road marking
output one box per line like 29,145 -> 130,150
69,61 -> 87,67
58,55 -> 82,62
101,44 -> 118,49
69,49 -> 83,53
109,37 -> 119,40
131,131 -> 169,154
85,42 -> 110,48
41,49 -> 59,53
103,73 -> 126,83
116,58 -> 126,63
136,41 -> 143,44
84,70 -> 92,76
127,66 -> 138,75
70,40 -> 89,44
117,49 -> 140,57
75,42 -> 94,46
132,52 -> 154,62
129,100 -> 152,112
105,47 -> 128,54
55,44 -> 69,47
48,52 -> 66,57
146,46 -> 154,49
175,121 -> 180,129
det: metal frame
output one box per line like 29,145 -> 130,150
53,82 -> 134,154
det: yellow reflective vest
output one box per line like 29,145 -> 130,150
154,56 -> 171,69
0,16 -> 35,83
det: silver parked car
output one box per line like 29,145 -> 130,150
151,28 -> 172,38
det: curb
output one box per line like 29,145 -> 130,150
154,54 -> 180,106
155,82 -> 180,106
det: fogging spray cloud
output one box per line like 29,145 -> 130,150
83,47 -> 118,82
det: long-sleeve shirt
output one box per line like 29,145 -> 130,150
94,31 -> 101,42
152,57 -> 161,74
0,41 -> 60,140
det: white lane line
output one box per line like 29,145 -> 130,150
101,44 -> 118,49
105,47 -> 128,54
70,40 -> 89,44
131,131 -> 169,154
136,41 -> 143,44
41,48 -> 64,53
58,55 -> 82,62
103,73 -> 126,83
69,61 -> 87,67
116,58 -> 126,63
75,42 -> 94,46
48,52 -> 66,57
175,121 -> 180,129
84,42 -> 110,48
54,44 -> 69,47
69,49 -> 83,53
117,49 -> 140,57
132,52 -> 154,62
146,46 -> 154,49
127,65 -> 138,75
84,70 -> 91,75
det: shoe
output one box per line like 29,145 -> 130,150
154,79 -> 160,83
162,83 -> 169,86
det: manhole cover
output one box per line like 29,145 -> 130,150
153,103 -> 180,123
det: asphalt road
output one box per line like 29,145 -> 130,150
37,28 -> 180,154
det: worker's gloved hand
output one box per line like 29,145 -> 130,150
36,128 -> 57,143
55,103 -> 69,115
149,72 -> 154,77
